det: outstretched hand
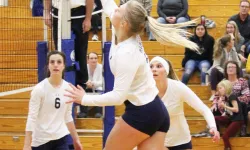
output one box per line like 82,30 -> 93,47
64,84 -> 86,105
209,127 -> 220,143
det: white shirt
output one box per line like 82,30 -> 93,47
81,0 -> 158,106
87,63 -> 103,91
162,79 -> 217,147
52,0 -> 86,9
26,79 -> 73,147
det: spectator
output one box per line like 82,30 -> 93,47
225,21 -> 246,64
78,52 -> 103,118
215,80 -> 244,150
91,0 -> 102,41
149,0 -> 189,41
181,24 -> 215,85
211,61 -> 249,114
228,0 -> 250,58
207,34 -> 241,100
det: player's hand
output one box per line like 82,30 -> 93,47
82,18 -> 91,33
44,11 -> 52,28
73,140 -> 83,150
65,83 -> 86,104
209,127 -> 220,143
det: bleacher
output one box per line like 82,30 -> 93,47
1,0 -> 250,149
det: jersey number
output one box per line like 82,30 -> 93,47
55,98 -> 61,109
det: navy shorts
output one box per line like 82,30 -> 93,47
167,141 -> 192,150
122,96 -> 170,136
32,135 -> 69,150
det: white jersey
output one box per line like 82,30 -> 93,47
87,63 -> 103,91
52,0 -> 86,9
25,79 -> 73,147
81,0 -> 158,106
162,79 -> 216,147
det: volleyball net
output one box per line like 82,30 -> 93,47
0,0 -> 51,94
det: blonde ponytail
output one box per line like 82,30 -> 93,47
147,16 -> 199,51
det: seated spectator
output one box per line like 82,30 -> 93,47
228,0 -> 250,58
91,0 -> 102,41
78,52 -> 103,118
149,0 -> 189,41
197,61 -> 248,137
181,24 -> 214,85
225,21 -> 246,64
215,80 -> 244,150
207,34 -> 241,100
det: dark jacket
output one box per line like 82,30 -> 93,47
182,25 -> 215,67
229,14 -> 250,47
157,0 -> 188,19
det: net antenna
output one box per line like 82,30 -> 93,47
57,0 -> 71,51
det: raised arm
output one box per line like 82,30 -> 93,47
100,0 -> 118,19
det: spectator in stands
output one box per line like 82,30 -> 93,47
225,21 -> 246,64
215,80 -> 244,150
181,24 -> 215,85
91,0 -> 102,41
211,61 -> 250,114
208,34 -> 241,100
78,52 -> 103,118
228,0 -> 250,58
150,56 -> 220,149
44,0 -> 94,90
149,0 -> 189,41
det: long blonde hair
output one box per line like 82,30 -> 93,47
124,0 -> 199,50
225,21 -> 240,45
213,34 -> 231,59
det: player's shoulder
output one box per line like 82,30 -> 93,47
31,79 -> 47,96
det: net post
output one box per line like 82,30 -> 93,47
102,42 -> 115,148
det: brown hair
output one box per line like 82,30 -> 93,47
240,0 -> 250,6
87,52 -> 98,59
224,60 -> 241,79
213,34 -> 232,59
46,50 -> 66,78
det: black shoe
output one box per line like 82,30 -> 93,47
78,112 -> 87,118
94,113 -> 102,118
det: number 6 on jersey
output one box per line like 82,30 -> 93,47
55,98 -> 61,109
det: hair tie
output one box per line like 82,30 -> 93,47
145,16 -> 148,21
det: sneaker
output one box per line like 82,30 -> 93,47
92,34 -> 99,41
94,113 -> 102,118
77,112 -> 87,118
205,19 -> 216,29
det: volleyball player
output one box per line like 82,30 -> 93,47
150,56 -> 220,150
23,51 -> 82,150
64,0 -> 199,149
